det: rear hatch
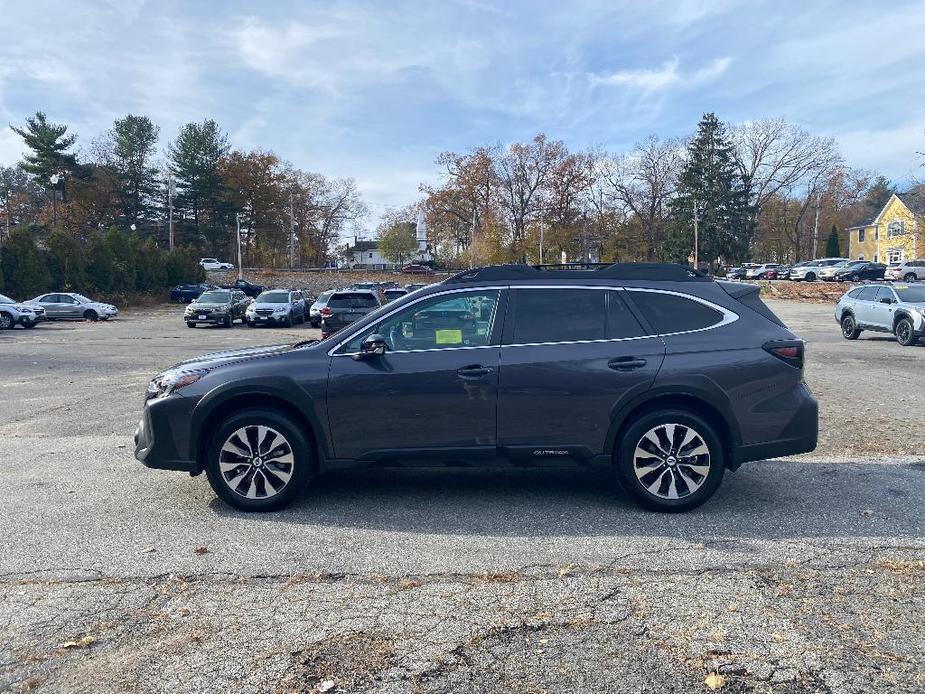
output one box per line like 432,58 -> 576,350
324,292 -> 380,325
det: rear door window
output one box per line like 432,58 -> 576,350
510,289 -> 606,344
628,291 -> 724,334
856,287 -> 878,301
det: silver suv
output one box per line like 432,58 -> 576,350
836,283 -> 925,346
0,293 -> 45,329
894,259 -> 925,282
790,258 -> 848,282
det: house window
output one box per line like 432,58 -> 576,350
875,228 -> 879,240
888,220 -> 904,237
887,249 -> 904,263
369,252 -> 373,259
874,254 -> 879,262
858,228 -> 865,242
857,254 -> 865,260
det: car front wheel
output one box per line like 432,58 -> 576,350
0,312 -> 14,330
205,409 -> 313,511
616,409 -> 725,512
895,317 -> 917,347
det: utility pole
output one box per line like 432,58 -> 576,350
235,213 -> 243,280
288,190 -> 295,269
811,188 -> 821,259
692,199 -> 699,270
167,171 -> 175,251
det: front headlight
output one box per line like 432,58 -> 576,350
146,368 -> 208,400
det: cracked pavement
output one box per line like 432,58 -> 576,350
1,301 -> 923,693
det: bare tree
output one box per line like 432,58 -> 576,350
602,135 -> 683,260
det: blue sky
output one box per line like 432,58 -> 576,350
1,0 -> 923,232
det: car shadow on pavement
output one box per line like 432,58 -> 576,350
207,460 -> 925,540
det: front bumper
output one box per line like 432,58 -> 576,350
134,395 -> 199,472
17,313 -> 44,325
185,312 -> 230,324
247,313 -> 289,324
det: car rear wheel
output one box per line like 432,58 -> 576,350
186,321 -> 196,328
841,314 -> 861,340
0,312 -> 14,330
805,272 -> 816,281
895,317 -> 917,347
205,409 -> 313,511
84,310 -> 98,321
904,273 -> 917,282
615,409 -> 725,512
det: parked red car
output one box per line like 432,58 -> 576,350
401,264 -> 435,275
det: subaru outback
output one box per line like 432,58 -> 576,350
835,282 -> 925,346
135,263 -> 818,512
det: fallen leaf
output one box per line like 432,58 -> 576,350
318,680 -> 335,692
860,509 -> 874,517
177,607 -> 191,616
193,546 -> 209,555
141,547 -> 156,554
704,672 -> 726,690
61,636 -> 96,650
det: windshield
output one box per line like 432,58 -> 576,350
197,291 -> 231,303
256,291 -> 290,303
893,285 -> 925,303
846,261 -> 867,267
0,294 -> 14,304
328,293 -> 379,309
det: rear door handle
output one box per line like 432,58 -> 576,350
457,364 -> 493,379
608,357 -> 647,371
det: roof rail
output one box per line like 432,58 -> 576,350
443,262 -> 709,284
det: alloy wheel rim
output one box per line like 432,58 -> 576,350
219,425 -> 295,499
633,423 -> 711,500
898,322 -> 911,342
0,314 -> 11,329
843,318 -> 854,336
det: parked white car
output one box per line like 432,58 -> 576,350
27,293 -> 118,321
745,263 -> 780,279
0,293 -> 45,329
789,258 -> 849,282
199,258 -> 234,271
892,259 -> 925,282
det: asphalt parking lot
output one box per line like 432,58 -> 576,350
1,301 -> 923,693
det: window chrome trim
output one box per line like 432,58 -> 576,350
328,283 -> 738,356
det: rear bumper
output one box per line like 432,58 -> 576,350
134,396 -> 198,473
731,385 -> 818,468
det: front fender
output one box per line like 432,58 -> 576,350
187,375 -> 329,462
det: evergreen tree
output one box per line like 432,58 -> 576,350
10,112 -> 79,183
825,224 -> 841,257
109,115 -> 161,228
667,113 -> 751,267
45,228 -> 85,290
168,120 -> 230,251
864,175 -> 895,215
0,227 -> 50,298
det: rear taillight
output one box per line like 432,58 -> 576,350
321,307 -> 332,316
763,340 -> 804,369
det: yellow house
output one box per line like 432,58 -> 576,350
848,190 -> 925,263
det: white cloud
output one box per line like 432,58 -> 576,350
836,119 -> 925,184
590,56 -> 731,93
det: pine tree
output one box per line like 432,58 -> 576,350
825,224 -> 840,257
11,112 -> 78,183
667,113 -> 751,267
109,115 -> 161,228
168,120 -> 230,251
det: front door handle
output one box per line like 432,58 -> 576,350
608,357 -> 647,371
457,364 -> 493,379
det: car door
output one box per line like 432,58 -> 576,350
325,289 -> 503,461
868,286 -> 897,329
851,286 -> 878,326
56,295 -> 79,317
35,294 -> 59,317
497,287 -> 665,463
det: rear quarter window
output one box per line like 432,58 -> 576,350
628,291 -> 724,334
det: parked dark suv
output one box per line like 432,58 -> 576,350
135,263 -> 818,512
319,290 -> 381,338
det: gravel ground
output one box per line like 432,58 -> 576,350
0,300 -> 923,693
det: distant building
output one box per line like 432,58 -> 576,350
848,188 -> 925,263
345,235 -> 433,270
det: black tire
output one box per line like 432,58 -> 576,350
22,322 -> 37,329
841,314 -> 861,340
895,317 -> 917,347
805,272 -> 816,282
224,315 -> 232,328
247,320 -> 256,328
310,320 -> 320,328
186,321 -> 196,328
615,409 -> 725,512
904,273 -> 917,282
850,274 -> 859,282
0,312 -> 14,330
84,310 -> 99,322
283,313 -> 292,328
204,408 -> 313,512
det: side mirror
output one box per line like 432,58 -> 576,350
353,334 -> 387,360
879,297 -> 894,304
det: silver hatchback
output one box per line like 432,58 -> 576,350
835,283 -> 925,346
